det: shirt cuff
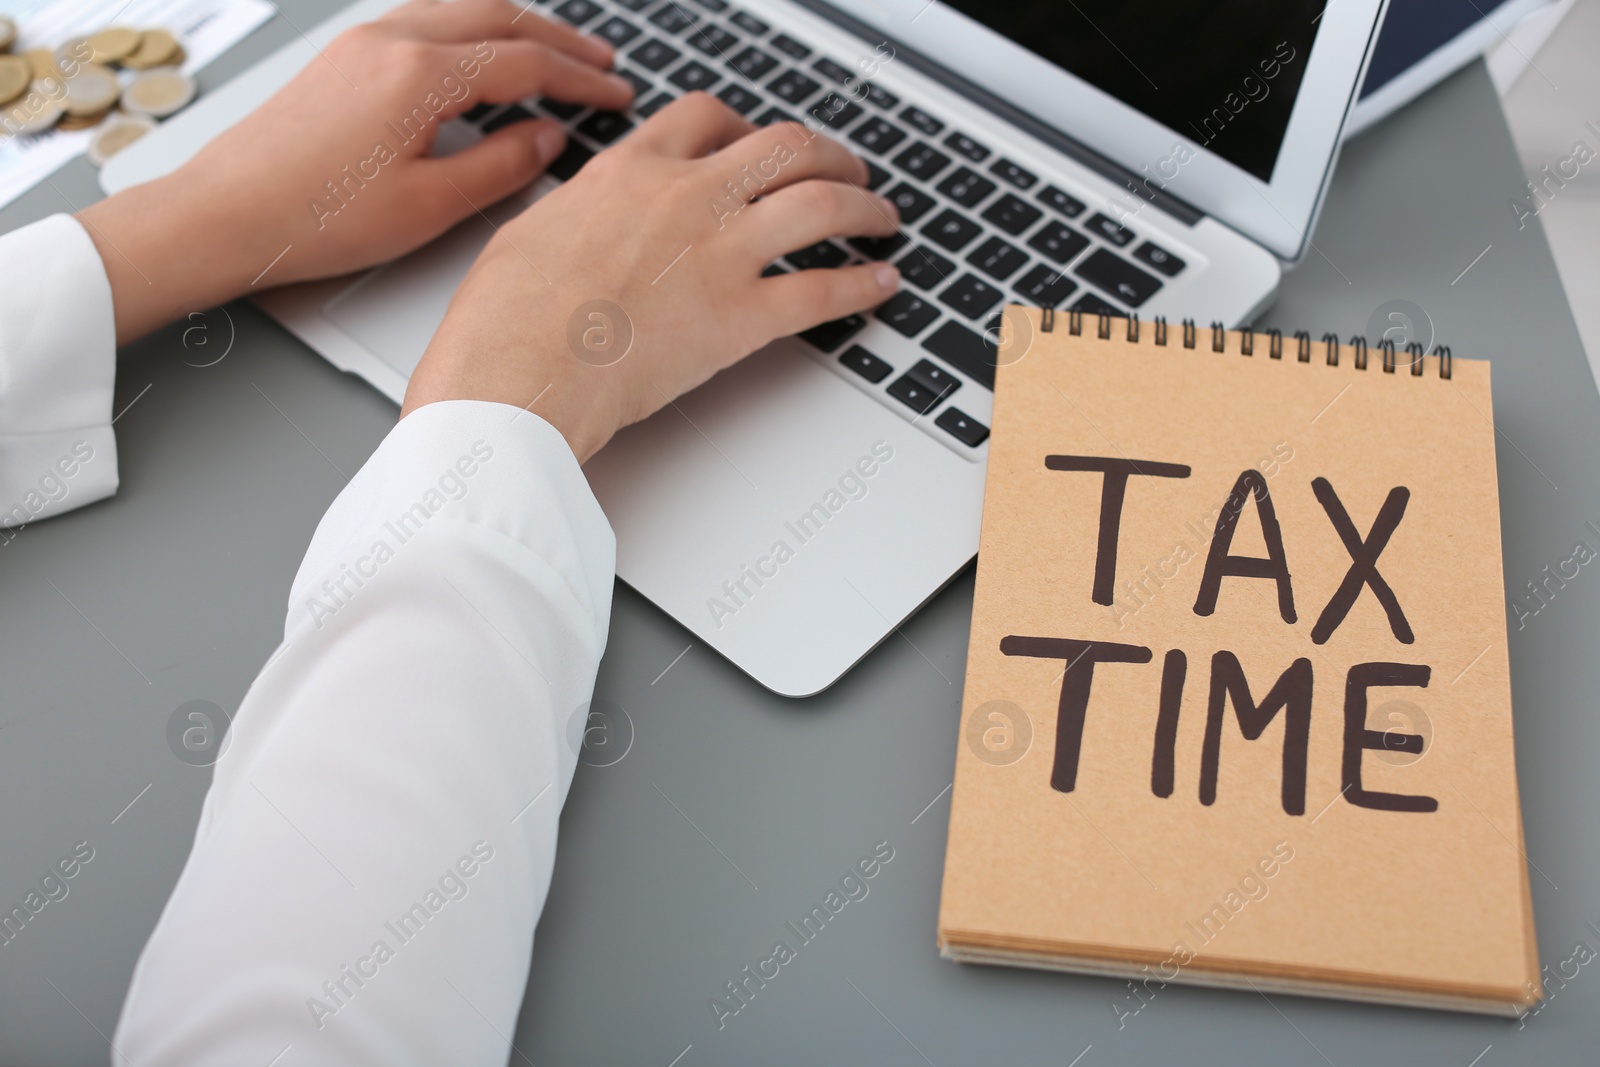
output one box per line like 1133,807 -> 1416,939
285,399 -> 616,649
0,213 -> 118,531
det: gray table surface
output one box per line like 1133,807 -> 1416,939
1,6 -> 1596,1064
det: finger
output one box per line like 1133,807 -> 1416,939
434,39 -> 633,119
419,116 -> 569,213
384,0 -> 615,67
627,92 -> 755,158
759,262 -> 902,340
735,180 -> 899,263
708,121 -> 869,194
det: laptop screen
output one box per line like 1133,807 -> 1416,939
938,0 -> 1327,182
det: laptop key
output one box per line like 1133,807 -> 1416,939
577,110 -> 634,144
922,320 -> 996,388
728,45 -> 778,79
614,0 -> 652,9
595,16 -> 642,46
669,61 -> 720,91
898,245 -> 956,290
548,140 -> 595,181
812,57 -> 852,83
1014,263 -> 1078,307
687,24 -> 739,55
761,262 -> 787,277
887,374 -> 945,415
990,157 -> 1037,189
876,291 -> 940,337
1071,291 -> 1124,317
940,273 -> 1003,319
922,208 -> 983,252
730,10 -> 769,35
540,97 -> 585,120
1076,248 -> 1163,307
982,193 -> 1043,235
884,183 -> 936,224
849,118 -> 906,156
615,68 -> 652,96
481,104 -> 535,134
637,92 -> 675,117
936,406 -> 989,446
808,93 -> 863,129
863,161 -> 891,190
648,4 -> 698,34
893,142 -> 952,182
689,0 -> 728,10
860,83 -> 898,109
907,358 -> 960,398
1027,221 -> 1090,264
848,232 -> 909,259
786,240 -> 849,271
944,131 -> 990,162
901,106 -> 944,136
630,39 -> 682,71
553,0 -> 602,25
755,106 -> 796,127
1085,212 -> 1136,246
462,102 -> 496,124
937,167 -> 996,208
1038,184 -> 1086,218
769,69 -> 821,103
1133,240 -> 1186,276
770,33 -> 811,59
716,84 -> 761,113
966,236 -> 1028,281
840,345 -> 892,383
799,314 -> 866,352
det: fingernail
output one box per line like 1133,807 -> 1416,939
536,124 -> 567,163
606,72 -> 635,96
873,262 -> 900,293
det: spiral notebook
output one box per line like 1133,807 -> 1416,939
938,309 -> 1539,1016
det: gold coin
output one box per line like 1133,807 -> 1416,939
1,84 -> 64,136
61,64 -> 120,116
121,29 -> 180,70
0,16 -> 17,54
89,27 -> 142,64
55,37 -> 95,76
0,55 -> 28,106
25,49 -> 61,80
87,114 -> 156,165
121,67 -> 197,118
58,108 -> 109,131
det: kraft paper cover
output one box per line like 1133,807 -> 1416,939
939,310 -> 1537,1010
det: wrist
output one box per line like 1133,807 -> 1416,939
77,170 -> 264,346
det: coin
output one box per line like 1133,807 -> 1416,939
58,108 -> 109,131
55,37 -> 94,77
0,16 -> 16,54
1,84 -> 64,136
87,114 -> 156,165
89,27 -> 142,64
121,67 -> 196,118
0,55 -> 28,106
60,64 -> 119,115
121,29 -> 180,71
25,49 -> 61,80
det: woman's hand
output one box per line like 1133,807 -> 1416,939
80,0 -> 629,344
402,94 -> 902,462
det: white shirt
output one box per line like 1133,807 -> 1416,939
0,214 -> 616,1066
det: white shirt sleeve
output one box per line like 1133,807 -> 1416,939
112,398 -> 617,1066
0,214 -> 119,534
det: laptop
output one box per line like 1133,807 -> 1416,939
102,0 -> 1388,697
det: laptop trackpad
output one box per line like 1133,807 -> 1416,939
321,190 -> 533,379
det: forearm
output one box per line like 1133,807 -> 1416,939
113,402 -> 616,1065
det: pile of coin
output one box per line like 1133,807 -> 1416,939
0,19 -> 199,164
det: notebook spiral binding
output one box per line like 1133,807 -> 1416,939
1035,308 -> 1453,380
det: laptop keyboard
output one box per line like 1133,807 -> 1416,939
462,0 -> 1188,453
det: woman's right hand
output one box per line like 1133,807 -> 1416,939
402,92 -> 902,462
